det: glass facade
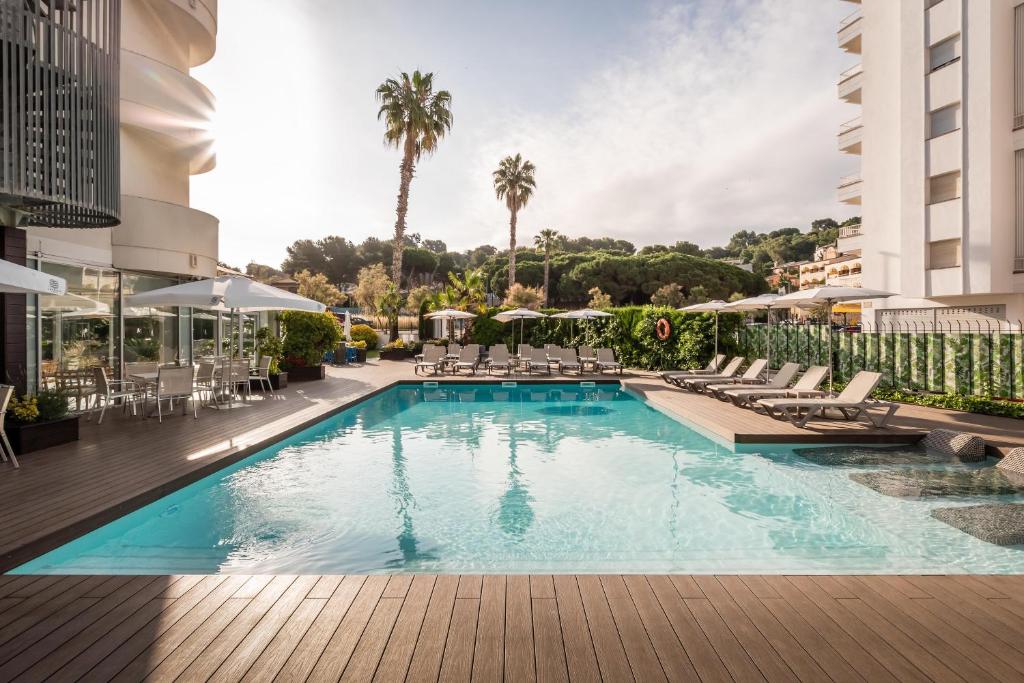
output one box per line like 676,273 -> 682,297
121,273 -> 181,365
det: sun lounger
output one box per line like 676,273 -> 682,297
486,345 -> 512,375
526,347 -> 551,374
595,348 -> 622,375
558,348 -> 581,374
722,365 -> 828,407
680,358 -> 761,393
706,362 -> 799,400
578,345 -> 597,372
415,344 -> 445,375
661,354 -> 725,382
454,344 -> 481,375
667,357 -> 743,387
756,371 -> 897,428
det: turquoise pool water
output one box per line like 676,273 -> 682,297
13,383 -> 1024,574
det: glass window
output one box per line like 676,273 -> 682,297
928,170 -> 961,204
929,35 -> 960,72
928,103 -> 960,138
39,262 -> 119,383
121,273 -> 181,366
192,310 -> 218,359
928,239 -> 962,269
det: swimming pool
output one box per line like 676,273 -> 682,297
13,382 -> 1024,574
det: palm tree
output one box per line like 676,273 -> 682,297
533,228 -> 561,306
492,154 -> 536,290
376,71 -> 453,290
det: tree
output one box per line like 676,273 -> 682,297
533,228 -> 562,306
466,244 -> 497,268
504,283 -> 544,310
685,285 -> 709,305
376,282 -> 403,340
246,262 -> 281,282
650,283 -> 686,308
422,239 -> 447,254
376,70 -> 453,289
492,153 -> 537,289
406,285 -> 434,313
353,263 -> 393,328
295,269 -> 343,305
588,287 -> 612,309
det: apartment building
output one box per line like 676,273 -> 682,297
1,0 -> 220,390
837,0 -> 1024,326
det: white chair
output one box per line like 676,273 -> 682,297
195,362 -> 218,405
153,366 -> 197,423
415,345 -> 445,375
454,344 -> 481,375
558,348 -> 581,374
578,345 -> 596,372
221,364 -> 252,401
486,345 -> 512,375
251,355 -> 274,394
125,361 -> 159,376
0,385 -> 18,468
91,367 -> 141,424
595,348 -> 622,375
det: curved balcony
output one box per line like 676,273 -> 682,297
837,174 -> 862,205
120,50 -> 217,174
150,0 -> 218,68
112,196 -> 218,278
838,9 -> 862,54
838,64 -> 863,104
837,116 -> 862,154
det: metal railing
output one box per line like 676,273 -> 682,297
838,224 -> 863,239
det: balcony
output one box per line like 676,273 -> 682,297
838,9 -> 862,54
837,116 -> 863,154
838,63 -> 863,104
837,174 -> 863,205
112,196 -> 219,278
837,224 -> 864,253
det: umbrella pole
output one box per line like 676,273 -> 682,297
714,312 -> 719,361
827,300 -> 834,394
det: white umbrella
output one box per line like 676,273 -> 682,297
726,294 -> 781,372
774,286 -> 894,392
680,300 -> 729,361
551,308 -> 613,339
494,308 -> 547,353
127,275 -> 326,408
0,260 -> 66,295
425,308 -> 477,342
343,311 -> 352,341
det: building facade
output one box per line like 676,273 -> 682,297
14,0 -> 225,390
838,0 -> 1024,327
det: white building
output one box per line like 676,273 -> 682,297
837,0 -> 1024,326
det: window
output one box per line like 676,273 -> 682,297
928,239 -> 962,270
928,170 -> 961,204
929,35 -> 961,72
928,103 -> 960,138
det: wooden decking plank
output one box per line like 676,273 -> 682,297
874,575 -> 931,599
0,575 -> 48,599
0,597 -> 22,615
382,574 -> 413,600
505,575 -> 536,683
692,575 -> 797,682
668,575 -> 704,599
757,576 -> 899,683
575,575 -> 634,682
208,575 -> 319,681
471,574 -> 506,683
715,575 -> 837,682
551,575 -> 601,683
905,575 -> 1024,645
530,574 -> 555,599
621,575 -> 700,683
404,575 -> 459,683
306,574 -> 389,681
370,575 -> 435,682
275,574 -> 366,681
738,575 -> 781,600
643,576 -> 731,683
600,575 -> 666,682
457,574 -> 482,599
157,575 -> 205,599
965,575 -> 1017,599
681,597 -> 765,683
783,576 -> 929,683
532,597 -> 569,683
241,598 -> 326,683
309,574 -> 345,599
438,596 -> 478,682
339,597 -> 404,682
0,574 -> 93,631
83,575 -> 237,681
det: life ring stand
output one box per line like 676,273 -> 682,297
655,318 -> 671,341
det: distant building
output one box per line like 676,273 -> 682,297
719,258 -> 754,273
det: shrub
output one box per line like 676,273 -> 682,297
8,389 -> 68,424
9,395 -> 39,424
348,340 -> 367,350
504,283 -> 544,310
254,327 -> 283,374
382,339 -> 407,351
280,311 -> 343,368
349,324 -> 379,350
873,388 -> 1024,419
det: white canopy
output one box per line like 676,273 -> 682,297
494,308 -> 547,323
774,286 -> 894,309
425,308 -> 477,320
125,275 -> 326,313
726,293 -> 781,311
550,308 -> 613,319
40,292 -> 109,315
0,260 -> 66,296
680,300 -> 729,313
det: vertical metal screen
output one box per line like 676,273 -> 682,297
1016,149 -> 1024,272
0,0 -> 121,228
1016,3 -> 1024,130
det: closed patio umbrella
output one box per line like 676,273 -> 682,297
680,300 -> 729,361
0,260 -> 66,295
494,308 -> 547,353
774,286 -> 894,392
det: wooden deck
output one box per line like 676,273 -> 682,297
2,572 -> 1024,681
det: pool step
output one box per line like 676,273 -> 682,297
579,381 -> 596,387
422,381 -> 439,388
502,381 -> 518,388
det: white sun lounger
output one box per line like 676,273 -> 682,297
526,347 -> 551,375
756,371 -> 897,428
661,354 -> 725,382
415,344 -> 445,375
667,357 -> 743,387
723,365 -> 828,407
558,347 -> 581,374
595,348 -> 622,375
682,359 -> 765,393
486,345 -> 512,375
454,344 -> 481,375
705,362 -> 799,400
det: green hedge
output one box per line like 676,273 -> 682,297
873,388 -> 1024,419
462,305 -> 742,371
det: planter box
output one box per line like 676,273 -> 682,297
353,348 -> 367,363
379,349 -> 414,361
250,372 -> 288,390
286,365 -> 325,381
8,415 -> 79,455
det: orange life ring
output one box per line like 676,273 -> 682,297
655,318 -> 671,340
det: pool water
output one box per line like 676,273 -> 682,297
14,383 -> 1024,574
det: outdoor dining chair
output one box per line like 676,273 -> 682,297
153,366 -> 197,423
251,355 -> 274,394
91,366 -> 141,424
195,362 -> 218,406
0,385 -> 18,469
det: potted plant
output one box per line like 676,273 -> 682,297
348,339 -> 368,363
379,338 -> 414,361
7,389 -> 79,455
253,327 -> 288,389
279,311 -> 343,381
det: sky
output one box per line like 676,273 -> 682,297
191,0 -> 860,270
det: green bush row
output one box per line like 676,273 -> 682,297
873,388 -> 1024,419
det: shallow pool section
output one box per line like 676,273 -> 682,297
14,383 -> 1024,574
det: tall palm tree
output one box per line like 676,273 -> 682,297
492,154 -> 536,289
376,71 -> 453,289
533,228 -> 562,306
